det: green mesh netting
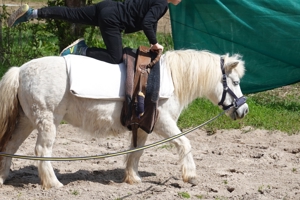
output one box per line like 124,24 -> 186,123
169,0 -> 300,94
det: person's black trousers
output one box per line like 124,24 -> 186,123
38,1 -> 123,64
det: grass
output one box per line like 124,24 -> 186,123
1,18 -> 299,135
70,189 -> 79,195
178,191 -> 191,198
178,82 -> 300,135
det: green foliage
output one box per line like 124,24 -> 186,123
83,28 -> 174,51
178,191 -> 191,198
0,22 -> 59,76
258,185 -> 264,194
46,0 -> 92,51
195,195 -> 204,199
70,189 -> 79,195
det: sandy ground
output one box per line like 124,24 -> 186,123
0,124 -> 299,200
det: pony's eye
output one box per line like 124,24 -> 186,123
233,81 -> 239,85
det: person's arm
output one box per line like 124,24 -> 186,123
142,12 -> 160,45
142,2 -> 168,51
150,43 -> 164,52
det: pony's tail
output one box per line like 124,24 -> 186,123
0,67 -> 20,152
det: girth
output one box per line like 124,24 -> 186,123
121,46 -> 162,147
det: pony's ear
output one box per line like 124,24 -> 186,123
225,61 -> 239,71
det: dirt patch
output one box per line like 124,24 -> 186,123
0,124 -> 299,199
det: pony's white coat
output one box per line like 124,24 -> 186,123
0,50 -> 248,189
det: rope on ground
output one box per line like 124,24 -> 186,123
0,111 -> 225,161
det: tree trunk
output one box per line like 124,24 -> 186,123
64,0 -> 86,37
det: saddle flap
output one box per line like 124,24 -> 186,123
121,46 -> 161,145
134,46 -> 152,97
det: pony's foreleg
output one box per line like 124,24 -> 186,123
155,120 -> 197,185
124,129 -> 148,184
35,115 -> 63,189
0,114 -> 34,184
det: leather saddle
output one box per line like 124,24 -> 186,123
120,46 -> 162,147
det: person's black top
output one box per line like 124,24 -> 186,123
117,0 -> 169,45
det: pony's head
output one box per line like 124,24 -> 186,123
164,50 -> 248,120
209,54 -> 249,120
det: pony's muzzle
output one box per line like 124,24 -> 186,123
240,105 -> 249,118
236,103 -> 249,119
234,96 -> 247,109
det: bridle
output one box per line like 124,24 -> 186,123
218,57 -> 247,111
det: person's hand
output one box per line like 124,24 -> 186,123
150,43 -> 164,53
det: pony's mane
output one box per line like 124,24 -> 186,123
162,49 -> 245,107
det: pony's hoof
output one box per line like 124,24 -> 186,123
41,181 -> 63,189
123,175 -> 142,184
0,177 -> 5,185
188,177 -> 198,186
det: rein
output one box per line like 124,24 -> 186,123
218,57 -> 247,111
0,111 -> 225,161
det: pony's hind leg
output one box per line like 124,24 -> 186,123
35,112 -> 63,189
0,112 -> 34,185
124,129 -> 148,184
154,119 -> 198,185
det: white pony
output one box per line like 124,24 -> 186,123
0,49 -> 249,189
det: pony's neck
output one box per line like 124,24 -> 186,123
164,50 -> 221,107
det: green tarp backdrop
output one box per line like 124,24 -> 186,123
169,0 -> 300,94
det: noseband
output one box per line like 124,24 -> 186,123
218,57 -> 247,111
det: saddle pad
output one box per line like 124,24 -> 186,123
64,55 -> 174,100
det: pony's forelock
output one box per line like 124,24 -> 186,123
224,53 -> 245,78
